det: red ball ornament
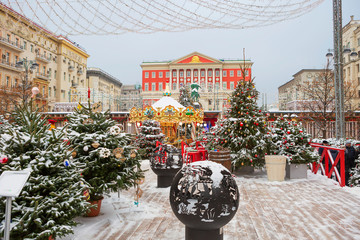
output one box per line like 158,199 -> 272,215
246,112 -> 249,114
300,130 -> 303,133
287,131 -> 291,134
0,156 -> 8,164
255,154 -> 258,158
240,122 -> 243,126
213,133 -> 215,135
281,118 -> 284,120
259,110 -> 261,113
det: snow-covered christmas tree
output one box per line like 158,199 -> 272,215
0,103 -> 89,239
209,80 -> 275,168
178,84 -> 193,108
349,158 -> 360,187
67,103 -> 144,201
269,115 -> 318,164
135,120 -> 165,159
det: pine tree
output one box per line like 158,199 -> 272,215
67,103 -> 144,201
349,158 -> 360,187
0,104 -> 89,239
135,120 -> 165,159
269,115 -> 318,164
178,85 -> 193,107
209,80 -> 275,168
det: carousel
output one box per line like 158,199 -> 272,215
129,86 -> 204,144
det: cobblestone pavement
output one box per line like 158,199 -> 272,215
61,161 -> 360,240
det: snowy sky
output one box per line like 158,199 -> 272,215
68,0 -> 360,104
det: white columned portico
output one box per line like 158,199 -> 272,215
191,68 -> 194,84
205,68 -> 208,92
177,69 -> 180,90
169,69 -> 173,90
220,68 -> 223,90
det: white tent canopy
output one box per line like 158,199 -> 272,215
152,96 -> 185,110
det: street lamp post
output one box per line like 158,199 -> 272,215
15,58 -> 39,104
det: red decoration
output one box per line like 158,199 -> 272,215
287,131 -> 290,134
255,154 -> 257,158
0,156 -> 8,164
88,88 -> 91,99
240,122 -> 243,126
259,110 -> 261,113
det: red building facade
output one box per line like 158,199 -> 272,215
141,52 -> 253,111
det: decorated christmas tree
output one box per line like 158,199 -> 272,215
178,84 -> 193,107
67,103 -> 144,201
0,115 -> 10,134
269,115 -> 318,164
209,80 -> 275,168
0,103 -> 89,239
135,120 -> 165,159
349,158 -> 360,187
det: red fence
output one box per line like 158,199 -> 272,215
309,143 -> 345,187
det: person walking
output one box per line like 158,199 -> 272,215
344,140 -> 358,186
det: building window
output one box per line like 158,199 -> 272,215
5,52 -> 10,63
159,82 -> 163,91
145,83 -> 149,91
194,71 -> 198,77
63,72 -> 66,81
6,34 -> 10,41
173,71 -> 176,77
208,70 -> 212,77
237,70 -> 241,77
43,86 -> 45,95
23,41 -> 27,50
245,70 -> 249,76
230,82 -> 234,90
152,72 -> 156,78
215,82 -> 220,90
159,72 -> 163,78
14,79 -> 18,87
145,72 -> 149,78
201,70 -> 205,77
54,70 -> 57,79
223,82 -> 227,89
68,74 -> 71,82
187,71 -> 191,77
15,56 -> 18,64
49,87 -> 51,97
230,71 -> 234,77
180,71 -> 184,77
172,82 -> 176,90
6,76 -> 10,87
30,44 -> 34,52
152,83 -> 156,91
48,68 -> 52,77
166,72 -> 169,78
223,71 -> 227,77
43,66 -> 46,74
215,70 -> 220,77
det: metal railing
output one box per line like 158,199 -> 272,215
0,37 -> 24,51
309,142 -> 345,187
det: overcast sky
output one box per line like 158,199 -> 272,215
70,0 -> 360,105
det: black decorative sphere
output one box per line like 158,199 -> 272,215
169,161 -> 239,240
150,144 -> 183,187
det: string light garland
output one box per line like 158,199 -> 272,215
1,0 -> 324,36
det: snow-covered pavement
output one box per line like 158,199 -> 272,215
61,161 -> 360,240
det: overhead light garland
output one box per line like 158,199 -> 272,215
1,0 -> 324,36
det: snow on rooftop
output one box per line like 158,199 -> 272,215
152,96 -> 185,110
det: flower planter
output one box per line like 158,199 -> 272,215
209,150 -> 232,172
265,155 -> 286,181
234,165 -> 254,174
86,196 -> 104,217
286,163 -> 308,179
